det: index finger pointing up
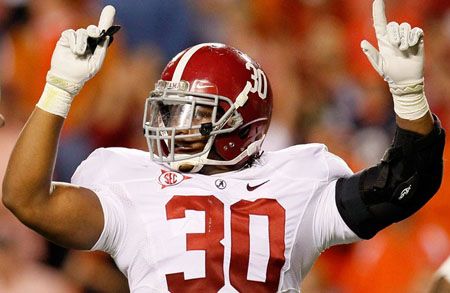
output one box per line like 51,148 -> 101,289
98,5 -> 116,31
373,0 -> 387,37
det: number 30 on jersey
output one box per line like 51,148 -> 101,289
165,195 -> 286,292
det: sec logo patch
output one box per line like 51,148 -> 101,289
158,170 -> 191,189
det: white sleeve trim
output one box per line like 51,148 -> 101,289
313,180 -> 360,252
90,188 -> 110,252
89,187 -> 126,257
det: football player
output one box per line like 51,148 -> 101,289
2,1 -> 445,292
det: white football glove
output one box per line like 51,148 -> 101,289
361,0 -> 429,120
37,5 -> 116,118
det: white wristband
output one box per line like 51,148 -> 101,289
390,80 -> 430,120
36,83 -> 73,118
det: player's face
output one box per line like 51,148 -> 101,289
171,104 -> 212,155
155,102 -> 213,155
145,92 -> 231,173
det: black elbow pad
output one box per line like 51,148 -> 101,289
336,118 -> 445,239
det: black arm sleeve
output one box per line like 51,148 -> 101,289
335,116 -> 445,239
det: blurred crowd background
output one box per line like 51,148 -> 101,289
0,0 -> 449,292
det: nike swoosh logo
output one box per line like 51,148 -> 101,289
246,180 -> 270,191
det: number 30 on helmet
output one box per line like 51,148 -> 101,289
143,43 -> 273,172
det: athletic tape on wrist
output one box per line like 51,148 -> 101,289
389,80 -> 430,120
46,72 -> 84,96
36,83 -> 73,118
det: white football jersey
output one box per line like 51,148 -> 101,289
71,144 -> 360,292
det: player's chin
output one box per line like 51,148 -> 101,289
174,148 -> 204,155
178,163 -> 196,173
174,142 -> 207,154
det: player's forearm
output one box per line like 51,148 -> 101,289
336,117 -> 445,239
2,108 -> 64,212
3,5 -> 115,218
396,111 -> 434,135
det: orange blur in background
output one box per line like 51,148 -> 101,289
0,0 -> 449,292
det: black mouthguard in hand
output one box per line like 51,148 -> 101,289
87,25 -> 121,53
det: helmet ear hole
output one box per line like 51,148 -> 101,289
238,125 -> 251,139
216,107 -> 225,120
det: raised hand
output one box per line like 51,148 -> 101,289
361,0 -> 424,85
47,5 -> 116,96
37,6 -> 117,118
360,0 -> 429,121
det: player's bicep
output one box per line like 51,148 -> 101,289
27,182 -> 104,250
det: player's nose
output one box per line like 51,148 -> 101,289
175,128 -> 200,137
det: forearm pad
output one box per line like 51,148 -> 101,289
336,117 -> 445,239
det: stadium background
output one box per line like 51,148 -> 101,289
0,0 -> 449,292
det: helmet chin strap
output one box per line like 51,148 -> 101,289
169,136 -> 265,173
169,152 -> 209,173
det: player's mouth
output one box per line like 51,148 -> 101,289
174,140 -> 207,154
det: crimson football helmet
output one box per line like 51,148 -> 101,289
143,43 -> 273,172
